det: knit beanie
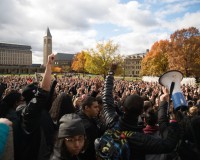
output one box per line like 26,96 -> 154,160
58,113 -> 85,138
123,94 -> 144,116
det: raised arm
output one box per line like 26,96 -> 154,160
158,87 -> 170,136
22,53 -> 55,133
101,63 -> 119,129
41,53 -> 55,91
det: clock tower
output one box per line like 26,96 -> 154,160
43,27 -> 52,66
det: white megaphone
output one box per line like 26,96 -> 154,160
159,70 -> 188,111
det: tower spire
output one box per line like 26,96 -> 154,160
46,27 -> 52,37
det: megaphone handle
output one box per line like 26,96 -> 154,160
169,82 -> 175,97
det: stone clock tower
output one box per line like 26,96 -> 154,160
43,27 -> 52,66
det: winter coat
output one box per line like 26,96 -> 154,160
20,88 -> 56,160
100,73 -> 180,160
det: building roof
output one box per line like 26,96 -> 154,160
31,64 -> 41,67
55,53 -> 75,61
126,53 -> 146,59
0,43 -> 31,50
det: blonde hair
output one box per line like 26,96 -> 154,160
188,106 -> 198,117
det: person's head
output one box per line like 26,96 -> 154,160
188,106 -> 198,117
58,113 -> 86,156
49,93 -> 75,125
0,90 -> 23,117
81,96 -> 99,117
144,108 -> 158,126
73,96 -> 82,108
143,101 -> 152,113
22,83 -> 38,104
123,94 -> 144,117
187,100 -> 194,108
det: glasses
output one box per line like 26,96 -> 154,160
65,136 -> 85,143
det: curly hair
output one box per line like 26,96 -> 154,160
49,93 -> 75,125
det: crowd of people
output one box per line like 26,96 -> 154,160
0,53 -> 200,160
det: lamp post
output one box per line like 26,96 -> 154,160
123,56 -> 126,80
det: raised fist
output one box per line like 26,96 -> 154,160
110,63 -> 118,72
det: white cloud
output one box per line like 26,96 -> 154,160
106,1 -> 159,32
0,0 -> 200,64
155,1 -> 200,18
172,12 -> 200,30
112,31 -> 169,55
159,12 -> 200,32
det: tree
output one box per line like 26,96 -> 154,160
141,40 -> 169,76
52,66 -> 62,73
85,40 -> 122,78
167,27 -> 200,77
71,51 -> 87,75
141,27 -> 200,78
141,50 -> 154,76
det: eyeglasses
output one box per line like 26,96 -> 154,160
65,136 -> 85,143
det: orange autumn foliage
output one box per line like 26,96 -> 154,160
141,27 -> 200,78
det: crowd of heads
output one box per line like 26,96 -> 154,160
0,73 -> 200,159
0,74 -> 200,130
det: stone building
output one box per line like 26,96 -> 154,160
124,52 -> 147,77
0,43 -> 32,66
0,43 -> 44,74
54,53 -> 74,66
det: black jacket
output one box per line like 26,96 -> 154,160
20,88 -> 56,160
100,73 -> 180,160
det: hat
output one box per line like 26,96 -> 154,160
58,113 -> 85,138
123,94 -> 144,116
22,83 -> 38,103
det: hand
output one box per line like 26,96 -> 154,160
126,90 -> 130,96
0,118 -> 12,126
47,53 -> 56,65
160,87 -> 169,102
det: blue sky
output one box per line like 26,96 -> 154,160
0,0 -> 200,64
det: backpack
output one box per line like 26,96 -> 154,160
95,124 -> 135,160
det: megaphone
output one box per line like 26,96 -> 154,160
159,70 -> 188,111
